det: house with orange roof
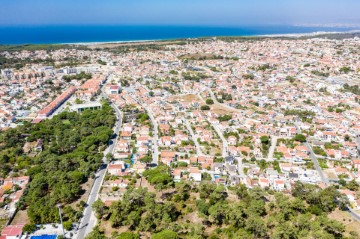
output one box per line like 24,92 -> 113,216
37,86 -> 77,118
108,162 -> 125,175
133,161 -> 146,174
352,159 -> 360,170
1,224 -> 24,239
228,135 -> 237,145
160,151 -> 177,166
295,145 -> 309,154
116,140 -> 130,153
120,131 -> 132,140
122,123 -> 133,132
159,136 -> 173,147
317,131 -> 338,142
339,189 -> 356,203
137,135 -> 151,146
259,177 -> 270,188
272,179 -> 286,191
172,168 -> 182,182
109,179 -> 128,188
159,124 -> 170,135
334,167 -> 351,178
189,167 -> 202,182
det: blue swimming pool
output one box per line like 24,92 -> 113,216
131,154 -> 136,165
31,235 -> 57,239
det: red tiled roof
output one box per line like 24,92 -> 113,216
1,224 -> 24,237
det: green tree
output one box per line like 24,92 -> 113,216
152,230 -> 178,239
208,185 -> 227,205
206,99 -> 214,105
118,232 -> 140,239
92,199 -> 107,219
339,66 -> 352,74
200,105 -> 210,110
320,216 -> 345,237
347,180 -> 359,191
140,155 -> 152,164
234,183 -> 249,200
294,134 -> 306,142
75,98 -> 83,104
22,223 -> 37,233
196,199 -> 210,216
260,135 -> 269,144
217,114 -> 232,122
143,165 -> 173,189
208,202 -> 229,225
63,221 -> 73,231
85,226 -> 107,239
245,215 -> 267,237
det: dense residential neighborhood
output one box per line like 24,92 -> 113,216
0,35 -> 360,238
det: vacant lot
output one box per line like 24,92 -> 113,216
211,103 -> 236,115
170,94 -> 202,104
0,219 -> 7,233
328,209 -> 360,236
11,210 -> 30,225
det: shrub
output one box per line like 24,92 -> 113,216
206,99 -> 214,105
200,105 -> 210,110
152,230 -> 178,239
23,223 -> 37,233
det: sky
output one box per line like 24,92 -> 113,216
0,0 -> 359,26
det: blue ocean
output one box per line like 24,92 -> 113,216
0,25 -> 358,45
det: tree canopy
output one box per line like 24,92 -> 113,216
0,102 -> 115,225
88,181 -> 354,238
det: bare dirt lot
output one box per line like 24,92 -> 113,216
169,94 -> 203,104
169,94 -> 237,115
211,103 -> 236,115
328,209 -> 360,236
11,210 -> 30,225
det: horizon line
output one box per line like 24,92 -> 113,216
1,30 -> 360,46
0,23 -> 359,28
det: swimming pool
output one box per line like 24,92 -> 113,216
30,235 -> 57,239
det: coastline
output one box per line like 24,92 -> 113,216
0,26 -> 360,46
63,30 -> 360,46
259,30 -> 360,38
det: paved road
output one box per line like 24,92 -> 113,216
212,123 -> 229,158
267,136 -> 278,161
147,108 -> 159,165
357,135 -> 360,157
294,123 -> 329,186
237,156 -> 246,178
348,208 -> 360,222
76,90 -> 122,239
131,94 -> 159,165
184,118 -> 203,156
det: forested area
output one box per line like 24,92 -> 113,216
283,109 -> 316,123
88,169 -> 356,239
0,102 -> 115,225
62,72 -> 93,82
0,56 -> 55,70
342,83 -> 360,96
